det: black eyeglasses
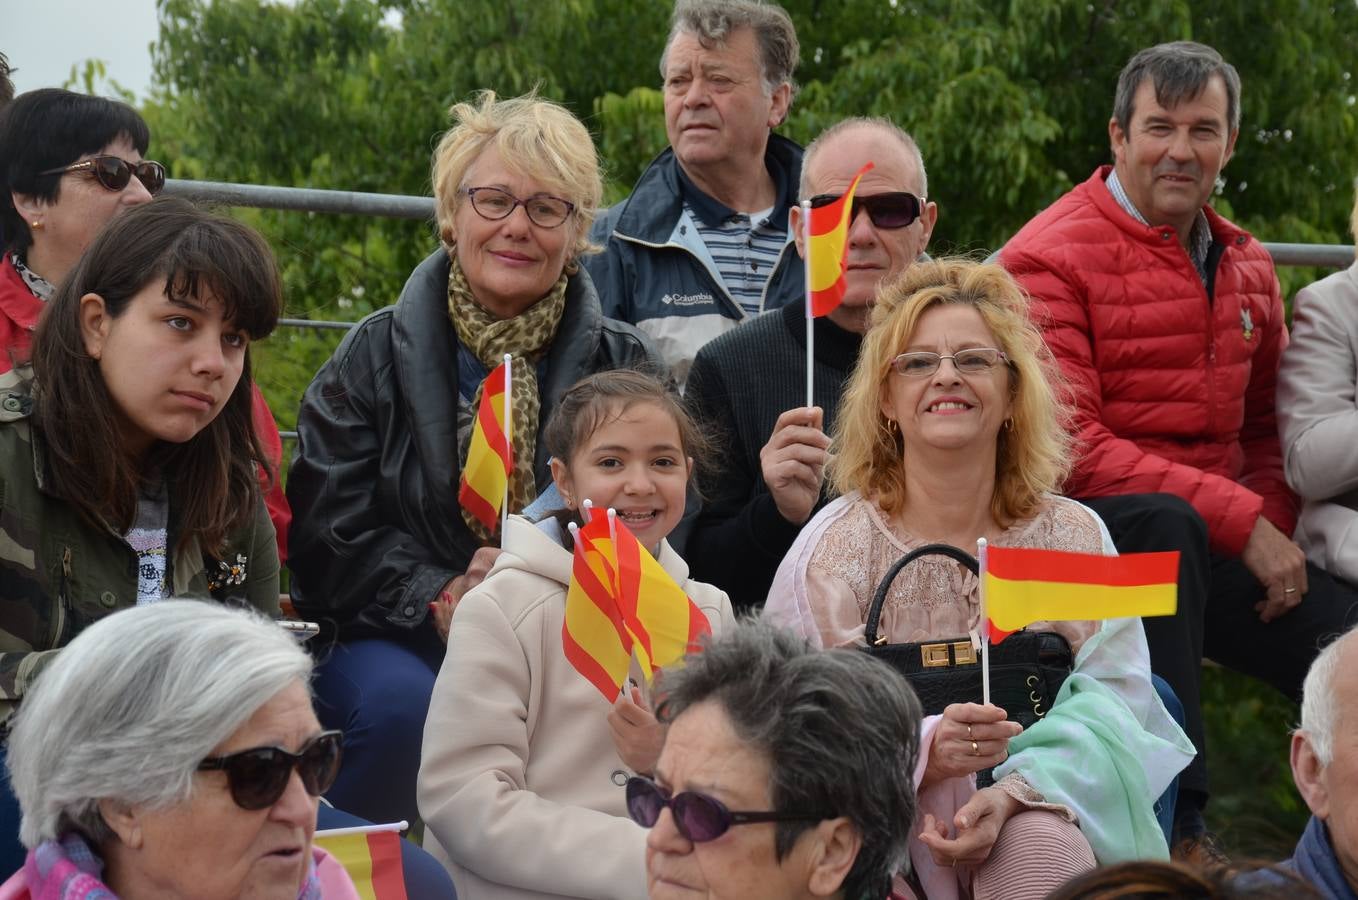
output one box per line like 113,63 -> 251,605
807,191 -> 924,229
625,775 -> 822,843
465,186 -> 575,229
39,155 -> 166,196
889,347 -> 1009,378
198,730 -> 343,811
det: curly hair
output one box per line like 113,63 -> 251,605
828,258 -> 1072,525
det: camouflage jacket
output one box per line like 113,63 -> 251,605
0,390 -> 280,722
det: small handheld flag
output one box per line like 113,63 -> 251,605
562,514 -> 633,701
314,821 -> 409,900
983,546 -> 1179,644
609,512 -> 711,680
805,161 -> 874,318
458,355 -> 513,536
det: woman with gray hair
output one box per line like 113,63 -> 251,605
1,601 -> 358,898
629,619 -> 922,900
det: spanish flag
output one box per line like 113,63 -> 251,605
562,514 -> 633,700
610,517 -> 711,680
805,162 -> 873,317
984,547 -> 1179,644
313,828 -> 407,900
458,359 -> 512,534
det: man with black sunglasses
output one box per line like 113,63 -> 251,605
584,0 -> 804,388
685,117 -> 936,610
1001,41 -> 1358,861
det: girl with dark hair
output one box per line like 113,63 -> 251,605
0,196 -> 284,872
0,88 -> 292,559
417,369 -> 734,900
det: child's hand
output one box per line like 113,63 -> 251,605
608,684 -> 665,774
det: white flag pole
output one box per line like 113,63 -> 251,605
977,537 -> 991,706
607,507 -> 618,548
501,353 -> 512,540
582,498 -> 594,524
802,200 -> 814,409
315,820 -> 409,838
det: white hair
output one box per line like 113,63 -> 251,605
1298,628 -> 1357,767
6,601 -> 313,848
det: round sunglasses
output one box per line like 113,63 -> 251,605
625,775 -> 822,843
197,729 -> 343,811
39,155 -> 166,196
807,190 -> 924,229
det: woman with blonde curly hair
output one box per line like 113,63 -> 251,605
766,259 -> 1192,900
287,90 -> 661,827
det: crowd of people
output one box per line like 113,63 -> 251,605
1,1 -> 1357,897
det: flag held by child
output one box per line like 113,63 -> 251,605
805,161 -> 873,317
984,546 -> 1179,644
610,514 -> 711,680
562,514 -> 633,700
458,359 -> 512,534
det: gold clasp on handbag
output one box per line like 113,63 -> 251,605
921,641 -> 977,668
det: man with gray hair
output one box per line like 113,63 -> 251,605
584,0 -> 804,386
685,117 -> 935,609
1001,41 -> 1358,856
630,619 -> 922,899
1261,626 -> 1358,897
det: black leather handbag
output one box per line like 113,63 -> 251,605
863,543 -> 1073,731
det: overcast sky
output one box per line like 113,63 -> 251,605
4,0 -> 161,100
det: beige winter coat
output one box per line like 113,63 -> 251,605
417,514 -> 735,900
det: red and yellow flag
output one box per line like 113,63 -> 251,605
610,517 -> 711,679
805,162 -> 873,317
458,361 -> 512,534
984,547 -> 1179,644
562,514 -> 633,700
313,829 -> 408,900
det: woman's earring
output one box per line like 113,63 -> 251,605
1003,418 -> 1014,431
30,220 -> 43,231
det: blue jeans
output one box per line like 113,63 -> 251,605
311,632 -> 444,825
316,804 -> 455,897
1151,673 -> 1182,846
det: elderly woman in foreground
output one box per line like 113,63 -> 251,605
766,259 -> 1192,899
286,90 -> 660,825
631,620 -> 923,900
2,602 -> 357,898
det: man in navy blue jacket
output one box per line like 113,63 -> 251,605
584,0 -> 803,387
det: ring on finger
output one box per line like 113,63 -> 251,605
971,740 -> 979,756
966,724 -> 974,740
1284,586 -> 1298,594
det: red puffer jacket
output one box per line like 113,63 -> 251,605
1001,166 -> 1295,557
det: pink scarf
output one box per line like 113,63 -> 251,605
5,833 -> 323,900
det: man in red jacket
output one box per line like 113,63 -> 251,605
1002,41 -> 1358,855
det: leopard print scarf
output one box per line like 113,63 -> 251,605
447,255 -> 567,541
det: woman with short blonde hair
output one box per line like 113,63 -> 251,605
287,89 -> 660,828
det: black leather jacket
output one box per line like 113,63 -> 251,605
286,250 -> 661,640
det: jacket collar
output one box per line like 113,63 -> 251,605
389,249 -> 611,487
611,134 -> 803,244
1290,816 -> 1358,899
1082,165 -> 1252,249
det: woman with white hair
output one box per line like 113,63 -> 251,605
1,601 -> 358,898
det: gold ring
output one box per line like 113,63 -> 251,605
971,740 -> 979,756
966,724 -> 974,740
1284,587 -> 1298,594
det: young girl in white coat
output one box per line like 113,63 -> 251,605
417,369 -> 735,900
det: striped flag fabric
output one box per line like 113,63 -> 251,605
562,514 -> 633,700
805,162 -> 873,317
983,547 -> 1179,644
313,828 -> 408,900
458,359 -> 512,534
610,516 -> 711,680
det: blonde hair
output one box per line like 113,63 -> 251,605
829,258 -> 1072,525
431,90 -> 602,262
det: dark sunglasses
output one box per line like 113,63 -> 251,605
625,775 -> 822,843
807,190 -> 924,229
198,730 -> 343,811
39,155 -> 166,196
